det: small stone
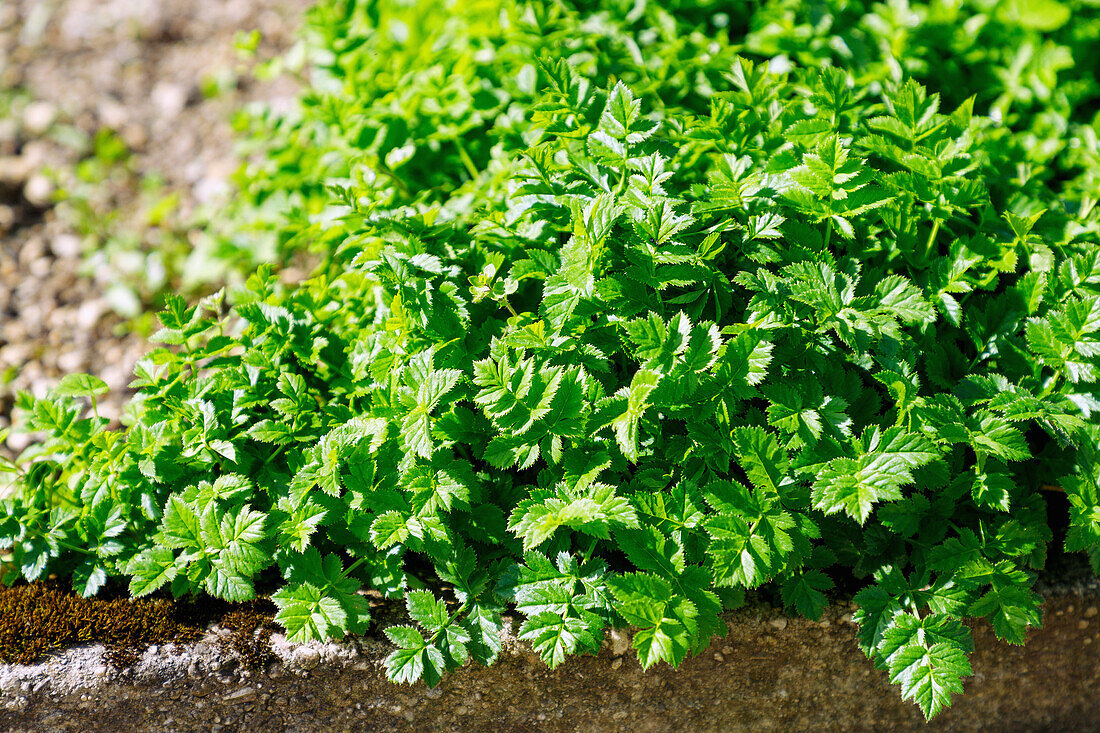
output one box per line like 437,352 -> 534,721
609,629 -> 631,657
0,155 -> 32,184
24,174 -> 53,207
49,233 -> 83,259
22,101 -> 57,135
188,662 -> 201,678
121,123 -> 147,151
769,617 -> 788,631
98,99 -> 130,130
721,646 -> 733,655
1084,606 -> 1098,619
148,645 -> 159,655
1078,620 -> 1090,631
91,665 -> 108,677
223,687 -> 257,704
611,658 -> 622,670
713,652 -> 725,662
152,82 -> 189,119
293,647 -> 320,671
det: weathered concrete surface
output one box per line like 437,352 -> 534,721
0,593 -> 1097,732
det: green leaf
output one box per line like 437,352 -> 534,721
127,547 -> 178,597
384,625 -> 446,686
54,373 -> 110,398
518,612 -> 595,668
887,642 -> 972,719
272,582 -> 348,641
781,570 -> 833,620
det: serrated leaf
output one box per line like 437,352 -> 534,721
887,642 -> 972,719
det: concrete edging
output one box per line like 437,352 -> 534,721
1,594 -> 1097,732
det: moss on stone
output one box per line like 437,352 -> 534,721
0,582 -> 276,667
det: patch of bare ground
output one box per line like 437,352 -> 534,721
0,0 -> 302,462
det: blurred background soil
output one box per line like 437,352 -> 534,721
0,0 -> 304,458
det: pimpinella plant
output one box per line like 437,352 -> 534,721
4,0 -> 1100,723
220,0 -> 1100,281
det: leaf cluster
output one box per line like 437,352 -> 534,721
4,0 -> 1100,720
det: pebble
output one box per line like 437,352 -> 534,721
1085,606 -> 1097,619
151,82 -> 189,119
223,687 -> 256,704
713,652 -> 724,662
22,101 -> 58,135
610,658 -> 622,670
98,99 -> 130,130
609,630 -> 631,657
768,617 -> 788,631
1078,620 -> 1090,631
49,233 -> 83,259
293,647 -> 320,671
0,155 -> 32,184
24,173 -> 54,207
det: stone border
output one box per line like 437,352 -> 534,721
1,593 -> 1097,732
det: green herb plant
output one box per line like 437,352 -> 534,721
3,0 -> 1100,721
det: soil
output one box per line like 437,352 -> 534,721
0,590 -> 1098,732
0,0 -> 303,461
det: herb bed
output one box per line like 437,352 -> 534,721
3,0 -> 1100,721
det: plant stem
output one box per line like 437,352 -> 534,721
342,556 -> 368,579
924,219 -> 940,262
453,137 -> 479,180
580,536 -> 599,565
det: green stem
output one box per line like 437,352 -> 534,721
54,538 -> 95,556
376,162 -> 413,199
822,219 -> 832,251
453,137 -> 479,180
341,556 -> 368,579
501,295 -> 519,318
580,536 -> 599,566
924,219 -> 941,262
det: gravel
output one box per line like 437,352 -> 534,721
0,0 -> 301,471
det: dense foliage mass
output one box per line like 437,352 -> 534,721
4,0 -> 1100,718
